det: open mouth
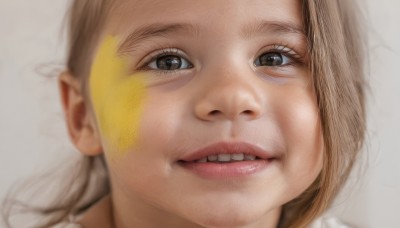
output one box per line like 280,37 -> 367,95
179,153 -> 266,163
177,142 -> 279,179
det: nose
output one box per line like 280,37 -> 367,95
194,73 -> 264,122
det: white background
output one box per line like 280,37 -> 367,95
0,1 -> 399,227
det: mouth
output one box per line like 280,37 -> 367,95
177,142 -> 279,179
180,153 -> 263,163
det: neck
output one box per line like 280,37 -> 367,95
78,196 -> 114,228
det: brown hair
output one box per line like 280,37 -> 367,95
2,0 -> 366,227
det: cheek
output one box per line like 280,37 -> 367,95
275,87 -> 323,192
134,92 -> 185,157
89,36 -> 148,155
96,79 -> 147,153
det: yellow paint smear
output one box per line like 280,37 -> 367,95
90,36 -> 147,155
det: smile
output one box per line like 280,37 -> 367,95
177,142 -> 280,179
193,153 -> 259,163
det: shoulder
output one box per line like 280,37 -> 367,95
52,216 -> 83,228
53,196 -> 112,228
310,217 -> 352,228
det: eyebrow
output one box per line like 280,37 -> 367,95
240,20 -> 306,40
118,23 -> 199,53
118,20 -> 306,53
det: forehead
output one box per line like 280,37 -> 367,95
105,0 -> 304,36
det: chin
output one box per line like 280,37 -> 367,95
183,201 -> 276,228
193,212 -> 262,228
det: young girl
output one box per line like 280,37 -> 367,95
3,0 -> 366,227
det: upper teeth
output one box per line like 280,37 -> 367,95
196,153 -> 256,163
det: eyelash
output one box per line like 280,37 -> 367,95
138,48 -> 190,74
137,44 -> 304,74
260,44 -> 305,66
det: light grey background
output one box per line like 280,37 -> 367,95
0,1 -> 399,227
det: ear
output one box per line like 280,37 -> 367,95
59,71 -> 103,156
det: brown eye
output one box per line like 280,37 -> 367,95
148,55 -> 192,71
255,52 -> 290,67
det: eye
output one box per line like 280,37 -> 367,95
148,55 -> 193,71
254,52 -> 291,67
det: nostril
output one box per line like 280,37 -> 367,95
209,110 -> 221,116
241,109 -> 262,120
243,110 -> 253,115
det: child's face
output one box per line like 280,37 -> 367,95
89,0 -> 323,226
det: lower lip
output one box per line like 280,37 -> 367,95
178,159 -> 273,179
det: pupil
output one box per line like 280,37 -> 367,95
260,53 -> 283,66
157,55 -> 182,70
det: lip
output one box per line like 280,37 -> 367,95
179,141 -> 276,162
177,141 -> 279,179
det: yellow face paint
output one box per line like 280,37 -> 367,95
90,36 -> 147,155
